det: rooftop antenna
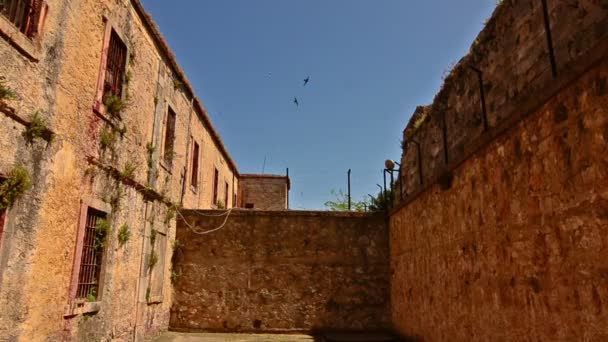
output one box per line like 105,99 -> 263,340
262,155 -> 267,174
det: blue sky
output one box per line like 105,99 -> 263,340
141,0 -> 496,210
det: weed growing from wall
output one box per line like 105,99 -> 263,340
0,166 -> 32,210
22,111 -> 54,143
165,203 -> 178,223
0,76 -> 16,102
117,224 -> 131,247
170,269 -> 182,284
173,78 -> 184,92
149,250 -> 159,269
86,287 -> 97,302
104,95 -> 126,118
99,127 -> 116,151
94,218 -> 111,250
120,161 -> 137,180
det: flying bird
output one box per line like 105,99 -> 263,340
303,76 -> 310,86
293,97 -> 299,107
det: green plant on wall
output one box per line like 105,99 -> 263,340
324,189 -> 366,212
86,287 -> 97,302
119,161 -> 137,180
117,223 -> 131,247
406,112 -> 429,139
22,111 -> 54,143
172,239 -> 183,253
165,203 -> 178,223
149,250 -> 159,269
104,95 -> 126,117
0,166 -> 32,210
0,76 -> 16,102
173,78 -> 184,92
170,268 -> 182,284
94,218 -> 111,250
99,127 -> 116,151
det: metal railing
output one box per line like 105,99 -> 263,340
0,0 -> 35,36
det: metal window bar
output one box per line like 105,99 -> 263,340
75,208 -> 106,299
103,30 -> 127,101
0,0 -> 36,36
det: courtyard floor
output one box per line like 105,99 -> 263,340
154,332 -> 316,342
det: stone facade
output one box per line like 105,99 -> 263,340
239,174 -> 290,210
171,210 -> 390,333
391,1 -> 608,340
398,0 -> 608,203
0,0 -> 240,340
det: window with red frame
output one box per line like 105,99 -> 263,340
75,208 -> 107,300
102,30 -> 127,102
163,107 -> 176,167
212,168 -> 219,205
0,0 -> 42,37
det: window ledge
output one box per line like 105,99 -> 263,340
147,295 -> 163,305
0,15 -> 40,61
159,160 -> 172,174
63,301 -> 101,317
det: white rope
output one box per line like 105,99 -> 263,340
188,209 -> 233,217
176,207 -> 234,235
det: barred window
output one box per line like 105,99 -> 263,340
75,208 -> 107,300
0,0 -> 42,37
212,168 -> 219,205
191,141 -> 200,187
163,107 -> 176,167
102,30 -> 127,101
224,182 -> 229,208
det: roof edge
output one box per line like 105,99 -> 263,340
130,0 -> 239,176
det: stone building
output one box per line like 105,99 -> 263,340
0,0 -> 247,340
239,174 -> 290,211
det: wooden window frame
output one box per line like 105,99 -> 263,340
93,19 -> 129,118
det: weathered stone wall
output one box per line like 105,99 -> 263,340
239,175 -> 290,210
172,210 -> 390,333
0,0 -> 239,340
398,0 -> 608,201
390,1 -> 608,339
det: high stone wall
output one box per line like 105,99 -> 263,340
171,210 -> 390,334
391,0 -> 608,340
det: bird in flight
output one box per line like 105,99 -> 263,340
293,97 -> 299,107
303,76 -> 310,86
